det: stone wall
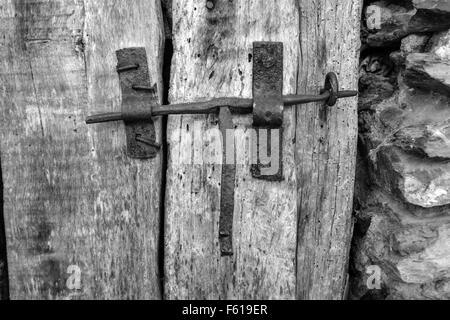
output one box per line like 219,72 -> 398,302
350,0 -> 450,299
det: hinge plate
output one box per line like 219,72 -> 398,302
116,47 -> 158,159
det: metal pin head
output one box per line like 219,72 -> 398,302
206,0 -> 214,10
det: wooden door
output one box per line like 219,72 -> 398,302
0,0 -> 164,299
0,0 -> 361,300
164,0 -> 361,300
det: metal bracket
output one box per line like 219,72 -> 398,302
252,42 -> 283,128
116,47 -> 159,159
251,42 -> 284,181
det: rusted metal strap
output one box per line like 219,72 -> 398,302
116,47 -> 159,159
251,42 -> 284,181
218,107 -> 235,256
252,42 -> 283,127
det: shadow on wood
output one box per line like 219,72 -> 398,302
0,160 -> 9,300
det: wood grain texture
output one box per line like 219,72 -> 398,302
0,0 -> 164,299
165,0 -> 360,299
295,0 -> 361,299
165,0 -> 299,300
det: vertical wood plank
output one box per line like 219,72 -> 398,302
0,0 -> 164,299
165,0 -> 301,299
165,0 -> 360,299
295,0 -> 361,299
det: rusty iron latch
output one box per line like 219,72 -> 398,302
86,42 -> 358,256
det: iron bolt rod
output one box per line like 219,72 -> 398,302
86,90 -> 357,124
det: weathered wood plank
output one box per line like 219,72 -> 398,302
0,0 -> 164,299
295,0 -> 361,299
165,0 -> 301,299
165,0 -> 360,299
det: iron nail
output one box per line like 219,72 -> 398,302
135,134 -> 161,149
219,231 -> 229,237
132,85 -> 155,92
116,64 -> 139,72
